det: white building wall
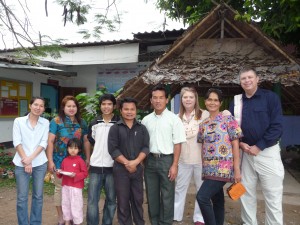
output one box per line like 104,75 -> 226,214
58,65 -> 98,93
0,68 -> 67,143
0,43 -> 141,143
41,43 -> 139,65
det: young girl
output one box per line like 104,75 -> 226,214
56,138 -> 88,225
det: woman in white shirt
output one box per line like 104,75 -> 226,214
174,87 -> 207,225
13,97 -> 49,225
174,87 -> 231,225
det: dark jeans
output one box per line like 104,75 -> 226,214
113,162 -> 145,225
196,179 -> 226,225
86,172 -> 116,225
144,154 -> 175,225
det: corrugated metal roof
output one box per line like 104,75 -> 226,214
0,57 -> 76,77
0,29 -> 186,51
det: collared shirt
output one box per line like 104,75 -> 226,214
180,110 -> 209,164
198,113 -> 243,182
142,108 -> 186,155
87,114 -> 119,173
49,116 -> 88,169
229,88 -> 283,150
108,118 -> 150,160
13,114 -> 49,167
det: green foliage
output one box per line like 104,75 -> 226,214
155,0 -> 300,52
0,145 -> 14,169
0,178 -> 16,188
42,111 -> 58,121
13,45 -> 71,65
56,0 -> 91,26
76,87 -> 150,123
55,0 -> 120,39
0,178 -> 57,196
44,182 -> 55,195
76,90 -> 105,124
76,87 -> 121,124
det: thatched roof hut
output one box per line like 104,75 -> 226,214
119,3 -> 300,113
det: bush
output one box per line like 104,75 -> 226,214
0,145 -> 14,168
76,87 -> 149,123
0,144 -> 14,179
75,87 -> 123,124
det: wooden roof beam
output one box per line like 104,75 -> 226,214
157,5 -> 222,65
198,21 -> 220,39
132,84 -> 150,99
224,18 -> 248,38
224,27 -> 241,38
207,29 -> 221,39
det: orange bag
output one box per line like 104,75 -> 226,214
227,182 -> 246,200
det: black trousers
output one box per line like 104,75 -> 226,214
113,162 -> 145,225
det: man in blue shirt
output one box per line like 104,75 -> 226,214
229,67 -> 284,225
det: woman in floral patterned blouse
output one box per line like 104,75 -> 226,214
46,95 -> 90,225
196,88 -> 243,225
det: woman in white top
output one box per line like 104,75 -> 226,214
174,87 -> 206,225
13,97 -> 49,225
174,87 -> 231,225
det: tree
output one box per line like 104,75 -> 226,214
155,0 -> 300,55
2,0 -> 298,60
0,0 -> 120,62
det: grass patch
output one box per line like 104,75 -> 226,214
0,178 -> 16,188
0,178 -> 89,197
0,178 -> 55,195
44,182 -> 55,195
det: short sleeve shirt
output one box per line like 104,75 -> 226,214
142,108 -> 186,154
49,116 -> 88,169
179,110 -> 209,164
198,113 -> 243,182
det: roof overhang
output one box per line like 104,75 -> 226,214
0,62 -> 77,77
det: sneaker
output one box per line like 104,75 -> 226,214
194,222 -> 205,225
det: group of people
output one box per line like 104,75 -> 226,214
12,67 -> 284,225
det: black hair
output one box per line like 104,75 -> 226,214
99,93 -> 117,105
119,97 -> 137,109
30,97 -> 45,105
205,88 -> 223,102
151,84 -> 168,98
58,95 -> 82,125
66,138 -> 82,155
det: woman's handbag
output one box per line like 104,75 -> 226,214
227,182 -> 246,200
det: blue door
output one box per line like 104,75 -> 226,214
40,83 -> 59,115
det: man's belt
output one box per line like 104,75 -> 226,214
150,153 -> 173,158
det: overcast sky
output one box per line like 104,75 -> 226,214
1,0 -> 186,49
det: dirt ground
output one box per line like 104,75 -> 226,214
0,186 -> 300,225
